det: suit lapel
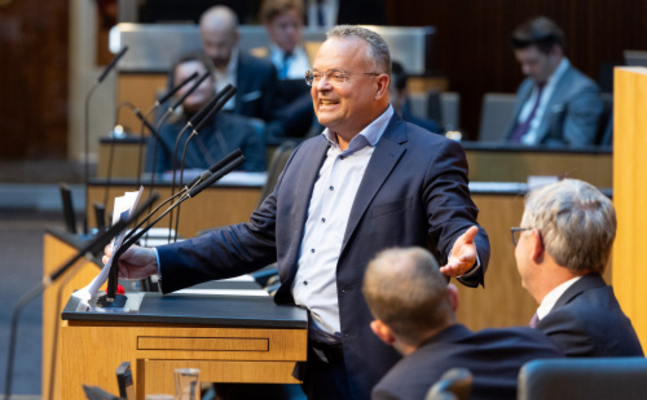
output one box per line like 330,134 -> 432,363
554,273 -> 607,309
505,79 -> 533,139
339,114 -> 408,257
535,66 -> 573,143
285,136 -> 329,274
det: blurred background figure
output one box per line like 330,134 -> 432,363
145,52 -> 266,174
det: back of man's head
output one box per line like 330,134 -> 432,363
362,247 -> 453,346
511,16 -> 566,54
522,179 -> 616,275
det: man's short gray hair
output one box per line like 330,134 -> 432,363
327,25 -> 392,76
522,179 -> 616,274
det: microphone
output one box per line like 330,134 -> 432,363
3,193 -> 157,400
97,46 -> 129,84
169,71 -> 211,112
104,155 -> 245,302
186,155 -> 246,198
171,86 -> 238,241
156,71 -> 199,106
123,149 -> 242,244
83,46 -> 129,234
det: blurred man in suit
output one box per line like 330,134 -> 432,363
503,16 -> 603,146
145,52 -> 266,174
390,61 -> 442,134
365,247 -> 562,400
513,179 -> 643,357
199,5 -> 277,122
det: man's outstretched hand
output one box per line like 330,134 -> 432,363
440,226 -> 479,277
102,244 -> 158,280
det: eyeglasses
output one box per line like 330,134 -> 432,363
305,69 -> 380,86
510,227 -> 533,246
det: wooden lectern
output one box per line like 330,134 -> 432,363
43,228 -> 307,400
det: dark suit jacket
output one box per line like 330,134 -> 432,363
235,52 -> 277,122
537,273 -> 644,357
157,112 -> 490,400
372,324 -> 563,400
503,63 -> 603,146
144,112 -> 266,173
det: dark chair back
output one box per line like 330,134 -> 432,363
518,357 -> 647,400
425,368 -> 473,400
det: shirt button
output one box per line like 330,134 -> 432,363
311,248 -> 315,253
329,186 -> 334,191
321,218 -> 326,223
303,281 -> 308,286
340,155 -> 345,160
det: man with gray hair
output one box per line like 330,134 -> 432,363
365,247 -> 562,400
513,178 -> 643,357
106,25 -> 490,400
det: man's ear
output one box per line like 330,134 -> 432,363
370,319 -> 395,346
530,228 -> 544,262
374,74 -> 390,100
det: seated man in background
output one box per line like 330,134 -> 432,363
145,52 -> 266,174
199,5 -> 277,123
513,178 -> 643,357
390,61 -> 442,134
364,247 -> 563,400
503,16 -> 602,146
259,0 -> 316,139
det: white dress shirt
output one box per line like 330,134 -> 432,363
270,44 -> 311,80
519,58 -> 570,145
214,48 -> 238,111
292,105 -> 394,340
536,275 -> 582,320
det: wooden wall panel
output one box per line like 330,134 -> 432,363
0,0 -> 68,158
384,0 -> 647,139
612,67 -> 647,349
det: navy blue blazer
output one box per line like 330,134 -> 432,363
372,324 -> 563,400
157,112 -> 490,400
235,53 -> 277,122
537,273 -> 644,357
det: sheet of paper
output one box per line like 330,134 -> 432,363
73,187 -> 143,302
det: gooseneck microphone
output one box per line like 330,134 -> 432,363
84,46 -> 129,234
104,155 -> 246,302
170,86 -> 237,242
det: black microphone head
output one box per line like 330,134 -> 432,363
97,46 -> 129,83
200,170 -> 213,181
157,71 -> 199,105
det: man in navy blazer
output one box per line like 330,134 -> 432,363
513,179 -> 643,357
365,247 -> 563,400
503,16 -> 602,146
106,26 -> 490,400
200,6 -> 277,122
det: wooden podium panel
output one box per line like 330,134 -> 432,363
60,322 -> 306,400
613,67 -> 647,348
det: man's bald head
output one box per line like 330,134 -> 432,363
199,6 -> 240,69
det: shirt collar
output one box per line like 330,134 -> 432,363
225,47 -> 239,75
321,105 -> 394,155
537,275 -> 582,319
546,57 -> 570,87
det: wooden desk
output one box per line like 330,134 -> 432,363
43,228 -> 307,400
98,138 -> 613,188
88,178 -> 261,238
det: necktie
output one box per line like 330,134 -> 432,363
279,52 -> 291,80
317,0 -> 325,27
509,83 -> 545,143
529,312 -> 539,328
